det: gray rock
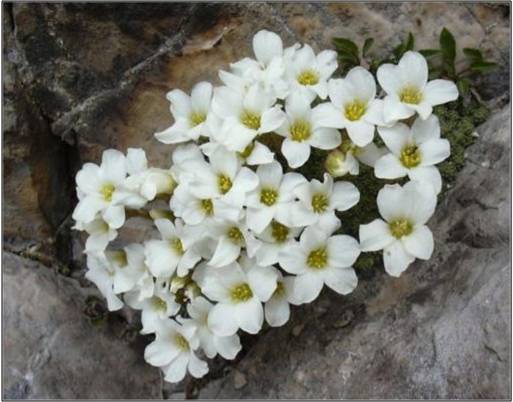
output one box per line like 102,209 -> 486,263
199,107 -> 511,399
2,252 -> 162,399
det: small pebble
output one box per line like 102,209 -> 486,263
233,370 -> 247,390
471,131 -> 480,138
292,323 -> 305,337
481,160 -> 490,168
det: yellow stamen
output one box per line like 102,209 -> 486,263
344,100 -> 366,121
100,183 -> 115,202
311,193 -> 329,214
218,174 -> 232,194
400,144 -> 422,168
307,247 -> 328,269
200,199 -> 214,216
297,69 -> 319,86
271,221 -> 289,243
190,111 -> 206,127
389,218 -> 413,239
399,86 -> 422,104
260,188 -> 279,206
230,283 -> 253,302
290,120 -> 311,142
241,111 -> 261,130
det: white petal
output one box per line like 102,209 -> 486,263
424,79 -> 459,106
286,203 -> 317,227
279,172 -> 308,200
155,119 -> 192,144
265,297 -> 290,327
209,237 -> 240,267
322,267 -> 358,295
300,225 -> 330,249
377,183 -> 410,222
327,235 -> 361,268
253,30 -> 283,65
357,143 -> 387,168
256,161 -> 283,188
126,148 -> 147,174
102,205 -> 125,229
377,63 -> 402,94
403,180 -> 437,224
101,149 -> 126,184
191,81 -> 213,113
76,163 -> 102,194
278,243 -> 307,274
310,127 -> 342,150
145,240 -> 179,277
230,167 -> 259,194
377,123 -> 410,155
345,66 -> 376,102
144,339 -> 180,367
419,139 -> 450,166
282,138 -> 311,168
398,51 -> 428,88
188,353 -> 209,378
245,142 -> 274,165
163,354 -> 189,383
311,102 -> 344,128
359,219 -> 395,251
331,181 -> 360,211
408,165 -> 442,194
154,218 -> 177,240
213,334 -> 242,360
411,114 -> 441,143
292,273 -> 324,304
235,298 -> 264,334
345,120 -> 375,147
410,102 -> 433,120
208,303 -> 239,336
402,225 -> 434,260
363,98 -> 385,126
246,207 -> 276,234
383,241 -> 415,277
374,154 -> 408,179
247,265 -> 279,302
260,107 -> 285,134
167,89 -> 192,118
383,95 -> 414,123
72,196 -> 105,224
210,147 -> 239,179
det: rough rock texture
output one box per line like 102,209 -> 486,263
199,107 -> 511,399
2,2 -> 510,399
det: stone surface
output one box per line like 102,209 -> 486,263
2,252 -> 162,399
2,2 -> 510,399
199,107 -> 511,399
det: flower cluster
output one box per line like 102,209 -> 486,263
72,30 -> 457,383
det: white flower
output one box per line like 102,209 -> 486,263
85,253 -> 123,311
325,139 -> 386,177
187,297 -> 242,359
72,149 -> 143,229
264,271 -> 296,327
155,81 -> 213,144
177,145 -> 258,221
211,84 -> 285,152
377,51 -> 459,124
289,173 -> 360,227
144,219 -> 201,278
359,181 -> 437,277
201,256 -> 278,336
286,43 -> 338,101
205,213 -> 260,267
245,161 -> 307,233
374,115 -> 450,194
276,92 -> 341,168
201,140 -> 274,166
144,318 -> 208,383
169,185 -> 216,226
125,278 -> 180,334
278,223 -> 360,304
314,67 -> 385,146
254,220 -> 302,266
75,217 -> 117,253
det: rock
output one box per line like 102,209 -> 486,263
2,252 -> 162,399
199,107 -> 511,399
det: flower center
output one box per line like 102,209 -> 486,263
311,193 -> 329,213
200,199 -> 214,216
399,86 -> 422,104
297,69 -> 319,86
174,334 -> 190,351
170,238 -> 184,255
400,144 -> 422,168
271,220 -> 289,243
217,174 -> 232,194
389,218 -> 413,239
100,183 -> 115,202
151,296 -> 167,312
273,281 -> 285,297
260,187 -> 279,206
227,227 -> 244,245
307,247 -> 328,269
344,100 -> 366,121
241,110 -> 261,130
110,250 -> 128,267
238,142 -> 255,159
230,283 -> 253,302
190,111 -> 206,127
290,120 -> 311,142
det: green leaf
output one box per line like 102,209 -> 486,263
419,48 -> 441,58
470,61 -> 497,73
332,37 -> 359,58
405,32 -> 415,51
362,38 -> 374,57
440,27 -> 456,76
463,48 -> 483,62
456,78 -> 471,96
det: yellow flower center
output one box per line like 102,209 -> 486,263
273,281 -> 285,297
260,187 -> 279,206
190,111 -> 206,127
399,86 -> 423,105
238,142 -> 255,159
111,250 -> 128,267
297,69 -> 319,86
100,183 -> 115,202
389,218 -> 413,239
174,334 -> 190,351
170,238 -> 184,255
151,296 -> 167,312
227,227 -> 244,245
200,199 -> 214,216
344,100 -> 366,121
307,247 -> 328,269
218,174 -> 232,194
241,110 -> 261,130
290,120 -> 312,142
400,144 -> 422,168
311,193 -> 329,213
230,283 -> 253,302
271,220 -> 289,243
